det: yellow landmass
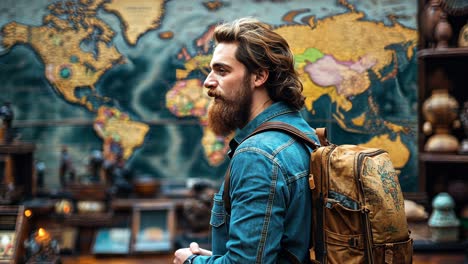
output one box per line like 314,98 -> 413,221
1,22 -> 123,110
277,12 -> 416,76
166,79 -> 210,117
94,107 -> 149,160
359,134 -> 409,169
176,55 -> 212,79
201,127 -> 232,166
384,121 -> 409,133
276,12 -> 416,114
103,0 -> 166,45
352,113 -> 366,126
85,0 -> 107,10
102,119 -> 149,159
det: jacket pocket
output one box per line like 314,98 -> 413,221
210,193 -> 226,228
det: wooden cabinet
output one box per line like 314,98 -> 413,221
418,0 -> 468,239
0,143 -> 35,204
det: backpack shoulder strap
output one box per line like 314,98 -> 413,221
223,121 -> 319,213
315,127 -> 329,147
249,121 -> 320,149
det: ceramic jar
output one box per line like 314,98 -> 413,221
428,192 -> 460,242
422,89 -> 460,152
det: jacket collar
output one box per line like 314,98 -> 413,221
228,102 -> 296,158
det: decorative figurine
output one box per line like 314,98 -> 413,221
103,150 -> 132,197
55,199 -> 73,215
88,150 -> 103,182
0,101 -> 14,144
59,146 -> 75,188
459,101 -> 468,154
24,228 -> 60,263
102,138 -> 124,184
428,192 -> 460,242
35,161 -> 46,189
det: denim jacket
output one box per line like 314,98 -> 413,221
195,102 -> 319,264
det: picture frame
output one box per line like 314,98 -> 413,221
0,230 -> 16,261
92,227 -> 131,255
0,205 -> 26,264
131,201 -> 176,254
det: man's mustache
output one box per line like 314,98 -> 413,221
207,90 -> 222,100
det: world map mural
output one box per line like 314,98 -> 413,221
0,0 -> 418,191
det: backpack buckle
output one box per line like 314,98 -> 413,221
308,174 -> 315,189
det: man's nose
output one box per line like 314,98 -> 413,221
204,72 -> 217,89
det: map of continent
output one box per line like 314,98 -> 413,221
0,0 -> 418,191
285,12 -> 416,168
1,0 -> 150,163
168,9 -> 416,173
103,0 -> 166,45
94,106 -> 149,160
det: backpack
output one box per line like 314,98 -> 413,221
223,121 -> 412,264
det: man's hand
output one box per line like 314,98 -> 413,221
173,247 -> 192,264
173,242 -> 212,264
189,242 -> 212,256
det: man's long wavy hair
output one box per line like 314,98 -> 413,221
213,17 -> 305,111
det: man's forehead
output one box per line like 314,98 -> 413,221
211,42 -> 239,66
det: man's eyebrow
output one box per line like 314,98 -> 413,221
211,62 -> 231,69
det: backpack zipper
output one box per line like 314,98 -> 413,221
355,149 -> 386,264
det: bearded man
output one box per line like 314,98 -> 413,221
174,17 -> 319,264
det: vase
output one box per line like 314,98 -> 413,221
434,12 -> 453,49
422,0 -> 442,48
422,89 -> 460,152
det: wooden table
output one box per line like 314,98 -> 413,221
61,254 -> 174,264
60,252 -> 467,264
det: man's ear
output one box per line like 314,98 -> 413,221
253,69 -> 268,87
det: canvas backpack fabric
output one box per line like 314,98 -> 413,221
223,121 -> 412,264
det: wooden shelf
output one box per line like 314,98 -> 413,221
419,152 -> 468,163
111,198 -> 184,211
0,142 -> 35,153
413,239 -> 468,253
32,210 -> 114,227
417,47 -> 468,59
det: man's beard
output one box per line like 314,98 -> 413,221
207,76 -> 252,136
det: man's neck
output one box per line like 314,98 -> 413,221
249,97 -> 273,122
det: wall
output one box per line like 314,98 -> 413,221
0,0 -> 418,191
